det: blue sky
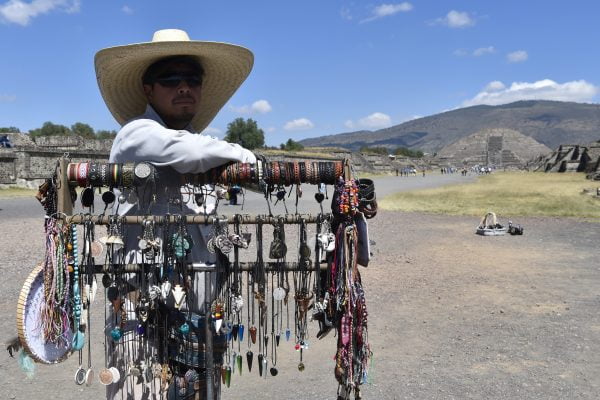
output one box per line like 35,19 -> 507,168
1,1 -> 599,146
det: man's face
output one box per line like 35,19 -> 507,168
143,61 -> 202,130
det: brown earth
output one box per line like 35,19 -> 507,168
1,210 -> 599,399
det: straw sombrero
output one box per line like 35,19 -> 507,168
95,29 -> 254,132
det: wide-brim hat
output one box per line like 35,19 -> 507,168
95,29 -> 254,132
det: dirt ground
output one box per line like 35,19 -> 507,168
1,207 -> 599,399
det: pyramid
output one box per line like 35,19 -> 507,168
436,128 -> 551,168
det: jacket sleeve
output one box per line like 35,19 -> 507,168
109,118 -> 256,173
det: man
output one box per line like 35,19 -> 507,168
95,29 -> 256,399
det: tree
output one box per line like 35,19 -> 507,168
96,129 -> 118,140
0,126 -> 20,133
394,146 -> 424,158
281,138 -> 304,151
71,122 -> 95,138
29,121 -> 71,138
359,146 -> 388,155
224,118 -> 264,150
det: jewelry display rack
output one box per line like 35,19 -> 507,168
45,157 -> 358,400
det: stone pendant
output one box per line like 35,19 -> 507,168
246,351 -> 253,372
236,354 -> 242,375
225,366 -> 231,388
249,326 -> 257,344
258,354 -> 264,376
232,324 -> 239,341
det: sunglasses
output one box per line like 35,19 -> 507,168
155,74 -> 202,88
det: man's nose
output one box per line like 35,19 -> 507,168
177,82 -> 192,94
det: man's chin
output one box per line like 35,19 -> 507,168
163,111 -> 195,129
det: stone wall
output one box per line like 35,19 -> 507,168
0,133 -> 111,188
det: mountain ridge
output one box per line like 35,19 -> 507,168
299,100 -> 600,153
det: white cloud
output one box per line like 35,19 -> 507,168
0,0 -> 80,26
359,112 -> 392,129
230,99 -> 272,114
434,10 -> 475,28
121,5 -> 133,14
473,46 -> 495,56
0,93 -> 16,102
361,2 -> 413,23
463,79 -> 599,107
251,99 -> 272,114
202,126 -> 222,136
455,47 -> 495,57
266,126 -> 276,133
507,50 -> 528,63
484,81 -> 505,91
284,118 -> 314,131
346,112 -> 392,130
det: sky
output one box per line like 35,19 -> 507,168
1,1 -> 599,146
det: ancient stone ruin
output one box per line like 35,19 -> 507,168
435,128 -> 551,169
530,142 -> 600,179
0,132 -> 111,188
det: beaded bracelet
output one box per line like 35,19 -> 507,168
293,161 -> 300,184
76,162 -> 89,187
273,161 -> 280,184
326,162 -> 335,184
112,163 -> 121,187
233,163 -> 239,184
282,162 -> 290,185
311,162 -> 318,184
299,162 -> 306,183
305,162 -> 311,184
241,163 -> 248,182
257,159 -> 263,182
122,164 -> 134,187
88,162 -> 100,187
289,162 -> 296,184
335,161 -> 343,180
67,163 -> 77,183
100,163 -> 108,187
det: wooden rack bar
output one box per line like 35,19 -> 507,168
91,261 -> 326,274
65,213 -> 328,225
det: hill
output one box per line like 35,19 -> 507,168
299,100 -> 600,153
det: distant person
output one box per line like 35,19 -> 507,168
228,184 -> 241,205
0,135 -> 12,148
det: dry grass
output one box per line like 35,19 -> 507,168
0,187 -> 36,198
380,172 -> 600,219
260,147 -> 346,159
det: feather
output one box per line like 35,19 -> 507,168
18,349 -> 36,379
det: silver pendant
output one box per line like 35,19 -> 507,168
85,367 -> 94,386
74,366 -> 86,385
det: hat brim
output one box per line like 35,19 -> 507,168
95,40 -> 253,132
